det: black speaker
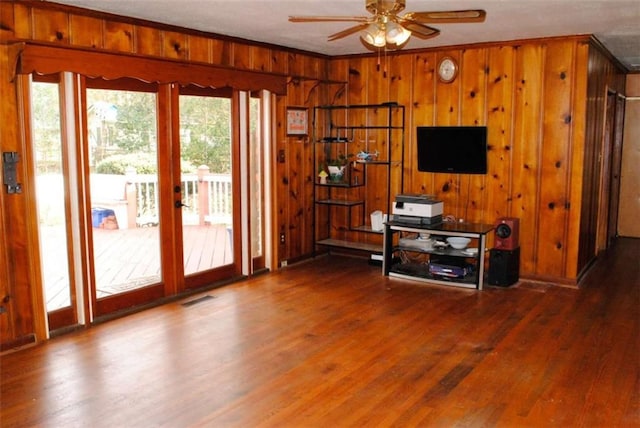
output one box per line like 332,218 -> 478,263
488,247 -> 520,287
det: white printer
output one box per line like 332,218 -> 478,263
392,194 -> 443,225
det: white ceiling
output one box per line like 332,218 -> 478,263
49,0 -> 640,72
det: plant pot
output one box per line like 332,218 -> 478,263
327,165 -> 345,182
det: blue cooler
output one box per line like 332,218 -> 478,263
92,208 -> 115,228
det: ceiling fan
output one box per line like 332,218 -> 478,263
289,0 -> 486,50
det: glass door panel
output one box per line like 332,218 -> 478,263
179,95 -> 234,276
86,88 -> 162,300
249,94 -> 265,271
31,80 -> 75,319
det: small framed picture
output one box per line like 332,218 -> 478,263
286,107 -> 308,136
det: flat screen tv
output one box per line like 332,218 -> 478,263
417,126 -> 488,174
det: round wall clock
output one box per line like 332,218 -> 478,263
437,57 -> 458,83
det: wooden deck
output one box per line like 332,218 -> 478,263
2,238 -> 638,426
43,224 -> 232,309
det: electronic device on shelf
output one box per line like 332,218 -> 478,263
429,256 -> 474,279
392,194 -> 443,224
429,263 -> 468,278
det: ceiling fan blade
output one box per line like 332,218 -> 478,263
403,9 -> 486,24
398,19 -> 440,40
289,16 -> 370,23
328,23 -> 370,41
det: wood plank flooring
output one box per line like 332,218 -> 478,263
1,238 -> 638,427
43,224 -> 232,308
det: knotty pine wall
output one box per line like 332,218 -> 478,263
0,1 -> 627,347
325,37 -> 625,283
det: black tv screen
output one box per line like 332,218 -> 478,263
417,126 -> 488,174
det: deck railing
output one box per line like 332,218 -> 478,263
91,167 -> 232,228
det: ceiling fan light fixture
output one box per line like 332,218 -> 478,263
385,21 -> 411,45
361,23 -> 386,47
291,2 -> 486,52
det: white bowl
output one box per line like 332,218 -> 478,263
447,237 -> 471,249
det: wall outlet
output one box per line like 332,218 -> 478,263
280,233 -> 285,244
281,260 -> 288,267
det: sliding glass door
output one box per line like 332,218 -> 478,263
179,93 -> 235,280
30,76 -> 78,330
26,74 -> 267,330
249,93 -> 266,272
85,83 -> 165,315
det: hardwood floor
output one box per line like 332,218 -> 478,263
1,239 -> 638,427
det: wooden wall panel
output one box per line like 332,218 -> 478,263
579,49 -> 602,273
282,78 -> 321,259
460,49 -> 487,126
135,26 -> 162,57
103,21 -> 134,53
459,48 -> 488,223
564,41 -> 589,278
511,44 -> 544,274
307,56 -> 324,81
367,56 -> 386,105
485,46 -> 515,223
233,43 -> 251,70
433,50 -> 462,219
69,15 -> 102,49
0,1 -> 16,40
0,48 -> 40,347
577,41 -> 627,275
286,132 -> 304,258
536,41 -> 574,278
210,39 -> 232,67
287,52 -> 304,78
302,82 -> 319,253
162,30 -> 188,60
12,3 -> 30,39
274,97 -> 288,259
32,8 -> 69,44
188,35 -> 211,64
347,57 -> 367,105
271,49 -> 288,76
250,46 -> 270,72
287,52 -> 324,80
409,52 -> 436,195
388,53 -> 413,202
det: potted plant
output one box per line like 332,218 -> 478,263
323,153 -> 353,183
